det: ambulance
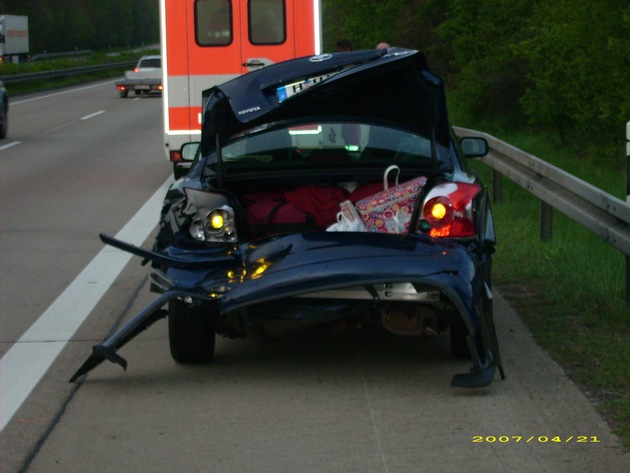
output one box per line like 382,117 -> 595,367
160,0 -> 322,177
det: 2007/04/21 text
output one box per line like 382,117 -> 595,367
473,436 -> 601,443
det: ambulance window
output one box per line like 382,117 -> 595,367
249,0 -> 286,45
195,0 -> 232,46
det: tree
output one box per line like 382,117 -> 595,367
0,0 -> 158,54
60,0 -> 96,51
515,0 -> 630,148
324,0 -> 433,50
435,0 -> 532,124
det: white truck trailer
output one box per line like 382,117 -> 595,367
0,15 -> 29,63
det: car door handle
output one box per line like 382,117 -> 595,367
243,60 -> 266,68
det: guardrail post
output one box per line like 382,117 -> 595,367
492,169 -> 503,203
540,201 -> 553,241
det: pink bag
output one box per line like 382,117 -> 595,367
355,165 -> 426,233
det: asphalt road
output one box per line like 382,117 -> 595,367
1,82 -> 629,472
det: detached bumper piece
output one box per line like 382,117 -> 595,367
70,291 -> 179,382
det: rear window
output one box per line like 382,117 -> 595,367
208,122 -> 447,176
195,0 -> 232,46
195,0 -> 286,47
249,0 -> 286,45
138,58 -> 161,68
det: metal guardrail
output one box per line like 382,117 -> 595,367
29,50 -> 94,61
0,61 -> 136,84
454,126 -> 630,301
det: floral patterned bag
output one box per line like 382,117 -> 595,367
355,165 -> 426,233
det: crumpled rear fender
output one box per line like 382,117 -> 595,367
159,233 -> 503,387
161,233 -> 483,321
72,233 -> 503,387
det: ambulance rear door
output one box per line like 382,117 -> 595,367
163,0 -> 321,174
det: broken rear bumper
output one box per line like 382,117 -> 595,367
71,232 -> 504,387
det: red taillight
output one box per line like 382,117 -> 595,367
133,67 -> 139,72
170,150 -> 183,162
116,85 -> 127,91
420,183 -> 480,238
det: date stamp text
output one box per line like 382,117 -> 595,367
472,435 -> 601,444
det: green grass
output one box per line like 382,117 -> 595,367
461,121 -> 630,448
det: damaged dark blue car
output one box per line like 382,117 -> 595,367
72,47 -> 505,387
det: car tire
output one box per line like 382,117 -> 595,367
450,317 -> 471,359
119,90 -> 128,98
168,299 -> 216,364
0,105 -> 7,139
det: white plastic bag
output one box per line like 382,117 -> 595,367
327,200 -> 367,232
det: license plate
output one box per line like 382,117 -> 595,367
135,85 -> 150,90
276,72 -> 339,103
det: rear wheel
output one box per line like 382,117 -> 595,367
168,299 -> 216,364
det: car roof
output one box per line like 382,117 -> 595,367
200,47 -> 450,153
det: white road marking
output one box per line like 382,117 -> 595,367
0,141 -> 22,151
80,110 -> 105,121
0,176 -> 174,432
45,122 -> 79,133
10,80 -> 118,106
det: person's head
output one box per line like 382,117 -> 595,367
336,39 -> 354,52
376,42 -> 390,49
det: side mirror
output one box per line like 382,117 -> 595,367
460,137 -> 488,158
181,142 -> 200,161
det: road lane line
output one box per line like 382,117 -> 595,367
0,141 -> 22,151
10,80 -> 118,105
0,176 -> 173,432
80,110 -> 105,120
